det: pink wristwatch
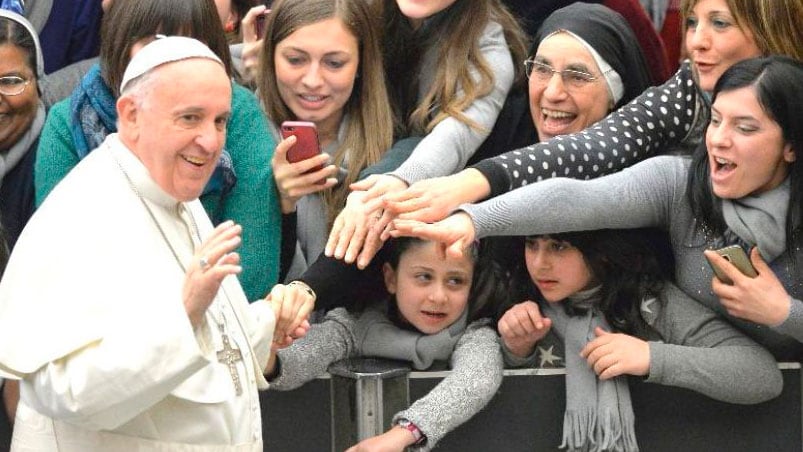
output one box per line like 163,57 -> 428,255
397,418 -> 426,445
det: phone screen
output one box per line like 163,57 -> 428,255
255,13 -> 267,39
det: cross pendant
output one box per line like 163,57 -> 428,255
217,332 -> 244,395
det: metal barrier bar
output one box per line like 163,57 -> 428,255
328,358 -> 411,452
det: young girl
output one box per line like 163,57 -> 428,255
499,229 -> 781,451
266,237 -> 505,451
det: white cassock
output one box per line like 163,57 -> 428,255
0,134 -> 275,451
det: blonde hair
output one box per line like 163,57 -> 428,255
257,0 -> 394,226
680,0 -> 803,61
379,0 -> 528,136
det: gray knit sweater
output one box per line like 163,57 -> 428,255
503,283 -> 782,404
270,307 -> 503,451
390,20 -> 516,184
464,156 -> 803,360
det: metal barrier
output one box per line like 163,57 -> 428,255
261,360 -> 803,452
2,361 -> 800,451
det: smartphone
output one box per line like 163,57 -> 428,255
255,12 -> 268,39
254,2 -> 273,38
705,245 -> 758,284
280,121 -> 325,183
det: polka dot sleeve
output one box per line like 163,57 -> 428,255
472,62 -> 707,198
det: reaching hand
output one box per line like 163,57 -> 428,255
706,248 -> 792,326
183,221 -> 243,328
325,187 -> 392,268
581,327 -> 650,380
350,174 -> 409,207
390,212 -> 476,260
384,169 -> 491,223
344,426 -> 416,452
271,135 -> 337,213
498,301 -> 552,358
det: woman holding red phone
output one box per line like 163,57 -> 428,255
256,0 -> 394,280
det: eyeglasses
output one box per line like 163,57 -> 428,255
524,59 -> 598,89
0,75 -> 31,96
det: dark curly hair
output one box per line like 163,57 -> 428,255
507,228 -> 674,336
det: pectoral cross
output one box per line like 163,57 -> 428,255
217,328 -> 244,396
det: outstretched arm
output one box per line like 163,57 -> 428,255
646,283 -> 783,404
392,323 -> 503,451
392,156 -> 686,253
268,309 -> 356,390
384,63 -> 702,225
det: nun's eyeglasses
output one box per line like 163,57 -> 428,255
0,75 -> 31,96
524,59 -> 598,89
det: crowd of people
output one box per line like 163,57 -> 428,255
0,0 -> 801,450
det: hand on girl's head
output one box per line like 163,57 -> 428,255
325,174 -> 408,265
390,213 -> 476,260
349,174 -> 408,206
325,189 -> 388,266
580,327 -> 650,379
384,175 -> 459,224
498,301 -> 552,358
708,248 -> 792,326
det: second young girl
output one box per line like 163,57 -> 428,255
498,229 -> 781,451
266,237 -> 505,451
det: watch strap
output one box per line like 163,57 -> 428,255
397,418 -> 426,445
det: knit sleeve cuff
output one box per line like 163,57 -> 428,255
774,297 -> 803,340
645,341 -> 666,384
500,341 -> 539,368
470,159 -> 510,199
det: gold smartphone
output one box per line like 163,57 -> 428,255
705,245 -> 758,284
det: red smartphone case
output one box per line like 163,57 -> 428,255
280,121 -> 325,184
280,121 -> 321,163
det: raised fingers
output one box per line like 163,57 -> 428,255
240,5 -> 268,43
194,221 -> 242,270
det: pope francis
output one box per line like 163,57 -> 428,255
0,36 -> 311,451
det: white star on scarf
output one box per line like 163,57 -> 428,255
641,297 -> 656,315
538,345 -> 562,367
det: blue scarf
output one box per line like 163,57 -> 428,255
68,64 -> 237,208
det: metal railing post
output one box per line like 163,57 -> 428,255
328,358 -> 411,451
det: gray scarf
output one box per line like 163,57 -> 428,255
0,100 -> 45,187
721,177 -> 790,262
354,301 -> 469,370
541,287 -> 638,452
